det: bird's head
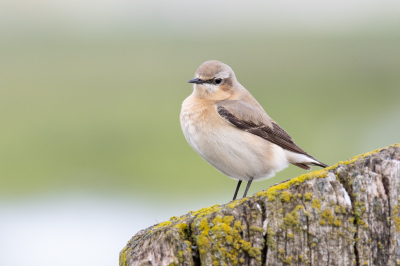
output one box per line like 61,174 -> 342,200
188,60 -> 238,100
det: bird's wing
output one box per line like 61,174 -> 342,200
216,100 -> 312,157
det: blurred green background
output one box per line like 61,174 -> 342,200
1,1 -> 400,266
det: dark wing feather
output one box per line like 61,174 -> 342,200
217,105 -> 328,168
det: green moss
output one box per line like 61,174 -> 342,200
304,193 -> 313,201
312,199 -> 321,210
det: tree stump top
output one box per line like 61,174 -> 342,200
120,144 -> 400,266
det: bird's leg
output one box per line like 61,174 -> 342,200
243,178 -> 253,198
232,180 -> 242,201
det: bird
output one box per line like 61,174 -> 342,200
180,60 -> 328,201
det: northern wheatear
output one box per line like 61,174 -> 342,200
180,61 -> 328,200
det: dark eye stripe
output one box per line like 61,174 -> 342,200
202,78 -> 222,84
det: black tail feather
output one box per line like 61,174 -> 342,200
293,163 -> 312,170
312,162 -> 329,168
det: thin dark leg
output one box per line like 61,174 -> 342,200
232,180 -> 242,201
243,178 -> 253,198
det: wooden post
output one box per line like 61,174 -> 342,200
120,144 -> 400,266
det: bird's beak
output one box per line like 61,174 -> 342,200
188,78 -> 204,84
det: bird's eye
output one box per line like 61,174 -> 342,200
214,78 -> 222,84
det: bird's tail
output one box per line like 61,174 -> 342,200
293,163 -> 312,170
311,161 -> 329,168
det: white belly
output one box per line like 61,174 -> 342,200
180,97 -> 289,181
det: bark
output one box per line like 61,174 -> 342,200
120,144 -> 400,266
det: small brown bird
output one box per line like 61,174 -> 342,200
180,61 -> 328,200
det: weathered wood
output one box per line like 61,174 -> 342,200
120,144 -> 400,266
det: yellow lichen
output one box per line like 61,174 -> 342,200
174,223 -> 190,238
304,193 -> 313,201
312,199 -> 321,210
266,227 -> 276,250
119,246 -> 129,266
154,220 -> 172,229
255,144 -> 400,205
226,198 -> 247,210
250,226 -> 263,234
334,220 -> 342,227
255,169 -> 328,200
321,209 -> 334,225
280,191 -> 292,203
328,144 -> 400,170
196,215 -> 262,265
280,255 -> 293,264
177,251 -> 184,263
192,204 -> 221,219
283,205 -> 305,231
393,203 -> 400,232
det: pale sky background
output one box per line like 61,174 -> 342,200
1,0 -> 400,34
